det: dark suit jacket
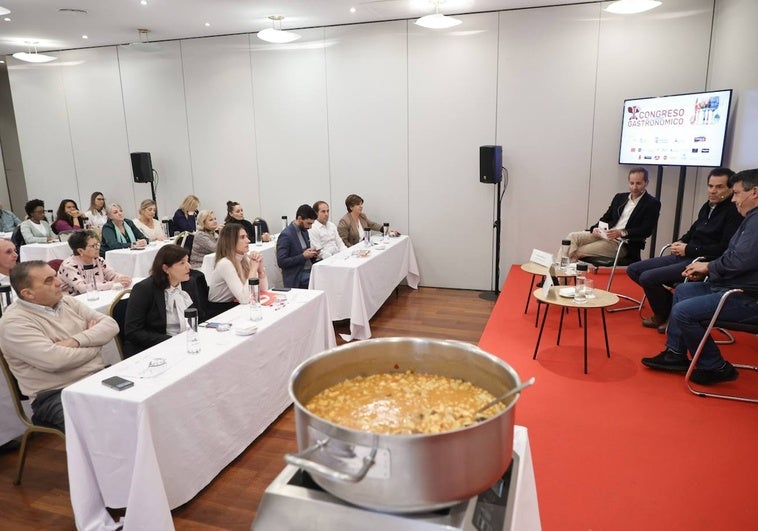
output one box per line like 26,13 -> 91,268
589,191 -> 661,258
123,270 -> 207,357
276,222 -> 311,288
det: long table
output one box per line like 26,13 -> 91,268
201,240 -> 283,289
62,289 -> 335,530
104,241 -> 171,278
309,235 -> 420,340
19,241 -> 71,262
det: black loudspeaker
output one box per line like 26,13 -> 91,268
479,145 -> 502,183
131,152 -> 154,183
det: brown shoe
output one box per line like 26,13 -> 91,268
657,322 -> 668,334
642,315 -> 666,328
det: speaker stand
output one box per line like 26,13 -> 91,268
479,176 -> 503,301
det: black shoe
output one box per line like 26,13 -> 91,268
642,350 -> 690,372
690,362 -> 738,385
642,315 -> 666,328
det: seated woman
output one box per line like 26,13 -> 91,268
208,223 -> 267,311
132,199 -> 167,242
337,194 -> 395,247
57,230 -> 132,295
190,210 -> 219,269
172,194 -> 200,233
225,200 -> 270,243
100,203 -> 147,257
52,199 -> 86,234
20,199 -> 56,243
123,244 -> 206,357
84,191 -> 108,229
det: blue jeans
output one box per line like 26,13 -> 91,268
627,254 -> 689,318
666,283 -> 758,369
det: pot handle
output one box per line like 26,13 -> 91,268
284,438 -> 377,483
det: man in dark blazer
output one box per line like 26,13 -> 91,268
276,204 -> 318,289
564,167 -> 661,261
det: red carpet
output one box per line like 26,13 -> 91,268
479,266 -> 758,531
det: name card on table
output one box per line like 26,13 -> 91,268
529,249 -> 554,268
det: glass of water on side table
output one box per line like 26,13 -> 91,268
584,278 -> 595,299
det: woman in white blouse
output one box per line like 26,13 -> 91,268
57,230 -> 131,295
20,199 -> 56,243
132,199 -> 167,242
208,222 -> 267,305
84,191 -> 108,229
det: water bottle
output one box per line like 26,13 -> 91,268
382,222 -> 390,242
281,216 -> 288,232
560,239 -> 571,271
364,228 -> 372,247
185,308 -> 201,354
0,284 -> 11,318
574,263 -> 588,304
248,278 -> 262,322
253,220 -> 262,244
83,263 -> 99,300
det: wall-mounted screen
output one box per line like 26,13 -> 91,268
619,89 -> 732,167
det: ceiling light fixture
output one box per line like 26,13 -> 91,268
12,42 -> 57,63
0,7 -> 10,16
257,15 -> 301,44
605,0 -> 662,14
124,29 -> 161,51
415,0 -> 462,29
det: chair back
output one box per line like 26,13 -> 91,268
48,259 -> 64,272
182,233 -> 194,259
108,288 -> 132,361
0,349 -> 34,429
11,225 -> 25,257
57,230 -> 79,242
173,231 -> 191,247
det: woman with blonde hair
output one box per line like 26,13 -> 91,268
190,209 -> 219,269
208,222 -> 267,306
132,199 -> 167,241
172,194 -> 200,233
100,203 -> 147,257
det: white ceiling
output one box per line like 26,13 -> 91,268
0,0 -> 595,57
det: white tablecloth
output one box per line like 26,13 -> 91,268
201,240 -> 283,289
104,241 -> 170,278
63,289 -> 335,530
19,241 -> 71,262
0,376 -> 30,446
309,235 -> 420,340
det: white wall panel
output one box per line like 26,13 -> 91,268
325,21 -> 409,234
408,13 -> 499,289
118,41 -> 192,219
251,28 -> 330,224
497,3 -> 601,274
181,35 -> 259,220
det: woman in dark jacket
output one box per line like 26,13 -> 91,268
123,244 -> 207,357
100,203 -> 147,257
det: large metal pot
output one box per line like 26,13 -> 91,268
286,337 -> 522,513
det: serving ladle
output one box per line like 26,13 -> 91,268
475,377 -> 536,420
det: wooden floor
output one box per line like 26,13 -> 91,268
0,286 -> 495,530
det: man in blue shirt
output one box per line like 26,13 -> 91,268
0,202 -> 21,232
642,168 -> 758,385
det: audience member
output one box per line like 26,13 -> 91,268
562,168 -> 661,260
225,201 -> 270,243
100,203 -> 147,256
309,200 -> 346,259
0,261 -> 119,431
84,191 -> 108,229
172,195 -> 200,233
277,205 -> 318,289
124,244 -> 206,357
57,230 -> 131,295
641,169 -> 758,385
190,210 -> 219,269
51,199 -> 86,234
0,238 -> 18,284
208,223 -> 267,306
0,202 -> 21,232
337,194 -> 386,247
628,167 -> 742,330
132,199 -> 167,241
20,199 -> 56,244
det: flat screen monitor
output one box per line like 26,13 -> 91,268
618,89 -> 732,167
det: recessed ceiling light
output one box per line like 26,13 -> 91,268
0,7 -> 10,16
140,0 -> 147,5
204,22 -> 210,27
605,0 -> 662,14
82,35 -> 88,39
350,7 -> 356,13
3,17 -> 10,21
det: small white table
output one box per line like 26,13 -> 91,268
63,289 -> 335,531
309,235 -> 420,340
19,241 -> 71,262
201,240 -> 283,289
105,241 -> 170,277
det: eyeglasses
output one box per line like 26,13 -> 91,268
86,243 -> 101,249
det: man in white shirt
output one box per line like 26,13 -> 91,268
308,201 -> 347,260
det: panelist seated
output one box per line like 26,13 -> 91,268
563,167 -> 661,261
225,201 -> 270,243
123,245 -> 206,357
337,194 -> 398,247
57,230 -> 132,296
100,203 -> 147,257
208,223 -> 267,307
190,210 -> 220,269
20,199 -> 57,244
277,205 -> 318,289
132,199 -> 167,242
52,199 -> 86,234
627,167 -> 742,329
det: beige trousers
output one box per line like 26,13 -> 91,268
564,231 -> 625,260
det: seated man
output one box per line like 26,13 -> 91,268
628,167 -> 742,330
0,202 -> 21,232
0,261 -> 119,431
563,167 -> 661,261
308,200 -> 347,260
277,205 -> 318,289
0,238 -> 18,285
642,169 -> 758,385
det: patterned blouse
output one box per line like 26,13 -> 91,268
57,255 -> 123,295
